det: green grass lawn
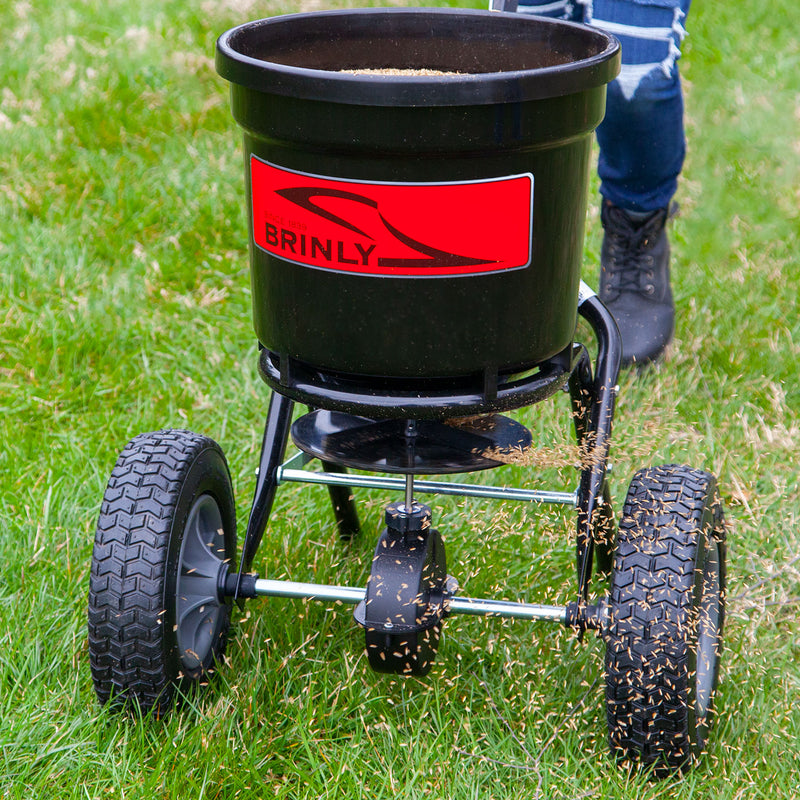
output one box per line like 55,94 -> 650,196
1,0 -> 798,796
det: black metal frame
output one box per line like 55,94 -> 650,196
257,341 -> 576,420
231,285 -> 621,620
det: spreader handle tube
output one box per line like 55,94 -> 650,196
574,282 -> 622,598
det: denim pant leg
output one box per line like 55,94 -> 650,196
592,0 -> 691,212
516,0 -> 585,20
516,0 -> 691,213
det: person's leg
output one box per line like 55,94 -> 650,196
590,0 -> 691,366
516,0 -> 690,366
592,0 -> 690,212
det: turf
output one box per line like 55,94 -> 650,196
1,0 -> 798,796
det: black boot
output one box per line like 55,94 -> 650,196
598,201 -> 675,368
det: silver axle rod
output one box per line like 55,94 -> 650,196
244,577 -> 568,624
277,467 -> 578,507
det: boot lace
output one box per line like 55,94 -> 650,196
602,208 -> 666,299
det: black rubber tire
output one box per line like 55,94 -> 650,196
364,626 -> 442,676
604,464 -> 726,775
88,429 -> 236,715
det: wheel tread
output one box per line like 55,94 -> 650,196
87,429 -> 233,714
604,463 -> 726,774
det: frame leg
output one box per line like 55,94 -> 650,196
239,391 -> 294,577
320,461 -> 361,539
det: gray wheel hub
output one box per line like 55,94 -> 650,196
176,494 -> 228,671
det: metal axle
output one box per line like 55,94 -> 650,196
277,467 -> 578,507
225,574 -> 573,625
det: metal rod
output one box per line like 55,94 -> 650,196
450,596 -> 566,623
277,468 -> 578,506
251,578 -> 567,624
404,473 -> 414,510
279,450 -> 312,471
253,579 -> 364,604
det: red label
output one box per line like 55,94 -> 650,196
250,157 -> 533,278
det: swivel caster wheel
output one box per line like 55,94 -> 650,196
355,501 -> 456,676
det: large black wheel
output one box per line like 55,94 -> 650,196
88,429 -> 236,715
604,464 -> 726,775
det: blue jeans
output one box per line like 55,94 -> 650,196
518,0 -> 691,213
